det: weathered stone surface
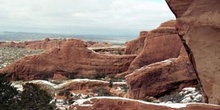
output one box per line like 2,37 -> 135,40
127,20 -> 182,73
0,39 -> 136,80
69,97 -> 220,110
119,20 -> 197,100
126,56 -> 197,99
124,31 -> 148,55
166,0 -> 220,104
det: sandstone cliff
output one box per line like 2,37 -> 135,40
166,0 -> 220,104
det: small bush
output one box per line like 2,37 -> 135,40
92,88 -> 111,96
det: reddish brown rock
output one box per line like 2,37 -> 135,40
69,97 -> 220,110
128,20 -> 183,73
166,0 -> 220,104
124,31 -> 148,55
122,20 -> 197,100
126,55 -> 197,99
0,38 -> 67,50
0,38 -> 112,50
86,41 -> 112,47
0,39 -> 136,80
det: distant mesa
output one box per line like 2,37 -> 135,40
0,38 -> 113,50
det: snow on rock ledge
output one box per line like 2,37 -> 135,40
69,97 -> 220,110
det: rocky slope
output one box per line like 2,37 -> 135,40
0,39 -> 135,80
166,0 -> 220,104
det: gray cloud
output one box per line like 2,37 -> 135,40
0,0 -> 175,36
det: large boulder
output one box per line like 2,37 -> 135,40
126,55 -> 197,99
0,39 -> 136,80
166,0 -> 220,104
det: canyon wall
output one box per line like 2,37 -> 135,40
166,0 -> 220,104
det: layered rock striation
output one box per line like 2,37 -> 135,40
124,20 -> 197,99
166,0 -> 220,104
128,20 -> 183,73
0,39 -> 135,80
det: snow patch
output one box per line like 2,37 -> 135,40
85,97 -> 187,108
28,80 -> 56,87
11,82 -> 24,91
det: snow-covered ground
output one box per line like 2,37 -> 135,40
11,79 -> 203,110
159,87 -> 202,103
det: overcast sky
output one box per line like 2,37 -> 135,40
0,0 -> 175,36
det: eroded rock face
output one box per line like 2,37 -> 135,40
126,56 -> 197,99
166,0 -> 220,104
69,97 -> 220,110
124,31 -> 148,55
128,20 -> 182,73
122,20 -> 197,99
0,39 -> 136,80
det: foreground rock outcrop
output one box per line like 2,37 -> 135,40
166,0 -> 220,104
69,97 -> 220,110
0,39 -> 136,80
126,56 -> 197,99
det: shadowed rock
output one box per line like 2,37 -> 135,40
166,0 -> 220,104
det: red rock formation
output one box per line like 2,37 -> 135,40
69,97 -> 220,110
126,56 -> 197,99
118,20 -> 197,100
128,20 -> 182,73
124,31 -> 148,55
0,38 -> 112,50
166,0 -> 220,104
86,41 -> 112,47
0,39 -> 136,80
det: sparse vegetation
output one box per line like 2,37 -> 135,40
92,88 -> 111,96
94,73 -> 105,80
0,74 -> 54,110
0,47 -> 43,69
120,85 -> 129,92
